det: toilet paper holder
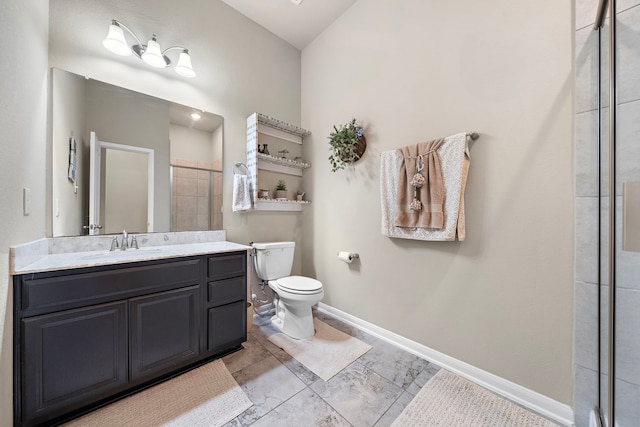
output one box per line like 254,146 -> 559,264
337,251 -> 359,263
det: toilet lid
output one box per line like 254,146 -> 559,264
276,276 -> 322,293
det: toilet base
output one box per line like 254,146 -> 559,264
270,299 -> 316,339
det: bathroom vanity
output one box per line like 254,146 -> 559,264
11,237 -> 249,427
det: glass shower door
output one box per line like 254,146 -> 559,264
591,1 -> 640,426
574,1 -> 640,426
171,165 -> 221,231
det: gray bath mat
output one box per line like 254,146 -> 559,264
268,318 -> 372,381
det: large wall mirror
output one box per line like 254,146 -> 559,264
51,68 -> 224,237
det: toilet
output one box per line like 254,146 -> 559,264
252,241 -> 324,339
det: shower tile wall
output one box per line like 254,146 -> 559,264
172,166 -> 211,231
574,1 -> 640,426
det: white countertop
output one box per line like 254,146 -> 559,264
13,241 -> 251,274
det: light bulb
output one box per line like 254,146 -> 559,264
174,50 -> 196,78
102,22 -> 131,56
141,36 -> 167,68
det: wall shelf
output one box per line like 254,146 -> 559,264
247,113 -> 311,212
257,153 -> 311,177
254,199 -> 311,212
257,153 -> 311,169
255,113 -> 311,139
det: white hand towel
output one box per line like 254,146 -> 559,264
232,174 -> 252,212
68,136 -> 77,182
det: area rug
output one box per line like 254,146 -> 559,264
64,359 -> 252,427
267,318 -> 372,381
391,369 -> 560,427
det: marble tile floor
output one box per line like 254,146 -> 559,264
221,310 -> 441,427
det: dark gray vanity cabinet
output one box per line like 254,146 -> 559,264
14,250 -> 247,427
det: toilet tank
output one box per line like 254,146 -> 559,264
252,241 -> 295,280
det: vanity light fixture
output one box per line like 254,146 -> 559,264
102,19 -> 196,78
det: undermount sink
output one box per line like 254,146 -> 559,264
80,247 -> 164,261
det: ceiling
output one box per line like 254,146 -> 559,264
220,0 -> 358,50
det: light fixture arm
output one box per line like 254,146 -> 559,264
162,46 -> 189,55
160,46 -> 190,66
111,19 -> 144,51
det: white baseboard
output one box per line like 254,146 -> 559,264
316,302 -> 574,427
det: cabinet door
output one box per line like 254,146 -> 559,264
21,301 -> 127,425
208,300 -> 246,353
129,285 -> 200,382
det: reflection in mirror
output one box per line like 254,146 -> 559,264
88,132 -> 154,235
51,68 -> 223,237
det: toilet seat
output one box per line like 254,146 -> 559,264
275,276 -> 322,295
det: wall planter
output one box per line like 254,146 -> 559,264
328,118 -> 366,172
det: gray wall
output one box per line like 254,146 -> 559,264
169,124 -> 218,164
0,0 -> 49,425
51,70 -> 87,236
301,0 -> 574,404
573,1 -> 640,426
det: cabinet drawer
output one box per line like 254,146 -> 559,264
208,276 -> 245,306
21,258 -> 202,317
207,252 -> 246,281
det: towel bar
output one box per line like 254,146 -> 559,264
379,132 -> 480,158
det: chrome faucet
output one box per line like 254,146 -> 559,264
109,230 -> 138,251
121,230 -> 129,250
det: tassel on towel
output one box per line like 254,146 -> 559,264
394,138 -> 445,229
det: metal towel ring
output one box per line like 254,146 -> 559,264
233,162 -> 248,176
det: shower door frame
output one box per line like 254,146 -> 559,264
592,0 -> 616,425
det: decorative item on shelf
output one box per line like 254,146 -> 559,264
278,149 -> 289,159
258,144 -> 263,153
275,180 -> 287,200
328,118 -> 366,172
259,189 -> 270,199
262,144 -> 270,155
296,190 -> 305,201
